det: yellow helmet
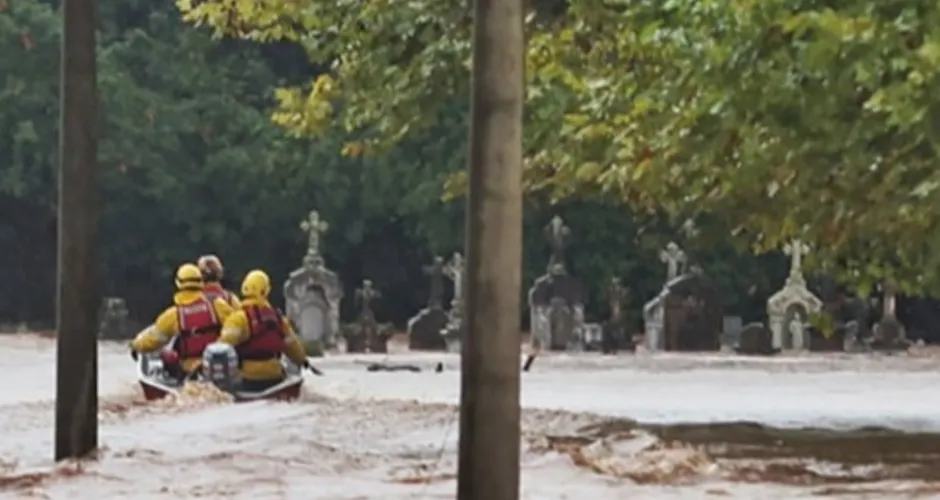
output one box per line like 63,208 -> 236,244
241,269 -> 271,299
175,263 -> 204,291
197,254 -> 224,281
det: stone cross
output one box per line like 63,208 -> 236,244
299,210 -> 329,261
444,252 -> 465,308
659,242 -> 687,281
423,256 -> 446,308
783,239 -> 810,278
544,215 -> 571,271
355,279 -> 380,323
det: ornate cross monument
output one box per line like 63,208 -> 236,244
783,239 -> 810,283
767,238 -> 821,350
660,241 -> 687,281
544,216 -> 571,272
284,209 -> 343,347
299,210 -> 329,263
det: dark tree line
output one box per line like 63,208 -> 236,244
5,0 -> 940,340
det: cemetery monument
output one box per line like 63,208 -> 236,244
528,216 -> 585,351
766,239 -> 822,350
284,210 -> 344,349
407,255 -> 449,350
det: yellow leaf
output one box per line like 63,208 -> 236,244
575,162 -> 602,180
341,141 -> 365,158
631,159 -> 651,181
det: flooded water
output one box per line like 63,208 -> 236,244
3,334 -> 940,498
537,417 -> 940,495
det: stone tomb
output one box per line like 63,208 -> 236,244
407,255 -> 448,351
528,266 -> 585,351
284,255 -> 343,347
98,297 -> 136,339
342,279 -> 393,353
527,216 -> 586,351
644,241 -> 687,351
735,322 -> 778,355
871,281 -> 910,351
284,210 -> 343,348
766,239 -> 822,351
661,273 -> 723,351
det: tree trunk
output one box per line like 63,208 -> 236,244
55,0 -> 100,461
457,0 -> 524,497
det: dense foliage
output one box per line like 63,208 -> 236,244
10,0 -> 940,338
2,0 -> 476,324
178,0 -> 940,296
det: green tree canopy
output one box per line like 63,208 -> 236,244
177,0 -> 940,295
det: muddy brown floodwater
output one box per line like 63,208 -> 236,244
542,417 -> 940,492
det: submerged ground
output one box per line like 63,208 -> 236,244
1,334 -> 939,498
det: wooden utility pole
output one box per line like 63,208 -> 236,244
55,0 -> 101,461
456,0 -> 524,496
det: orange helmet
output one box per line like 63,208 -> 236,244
196,254 -> 224,281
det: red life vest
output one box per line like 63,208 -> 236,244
203,283 -> 232,305
237,305 -> 287,361
174,297 -> 222,359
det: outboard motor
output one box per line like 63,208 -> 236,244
201,342 -> 241,390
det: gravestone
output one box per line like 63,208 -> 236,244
643,241 -> 687,351
98,297 -> 132,339
602,277 -> 634,354
820,284 -> 874,348
343,279 -> 392,353
661,272 -> 723,351
840,295 -> 875,340
722,315 -> 744,349
871,280 -> 910,352
529,266 -> 585,350
734,322 -> 778,355
341,324 -> 366,353
766,239 -> 822,350
407,255 -> 448,351
284,210 -> 344,348
875,281 -> 904,342
807,326 -> 844,351
843,321 -> 870,353
527,216 -> 585,351
581,323 -> 603,351
441,252 -> 465,352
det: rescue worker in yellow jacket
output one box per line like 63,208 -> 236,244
217,269 -> 309,390
130,263 -> 235,376
197,254 -> 241,309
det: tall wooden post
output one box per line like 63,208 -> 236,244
55,0 -> 100,461
456,0 -> 524,496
